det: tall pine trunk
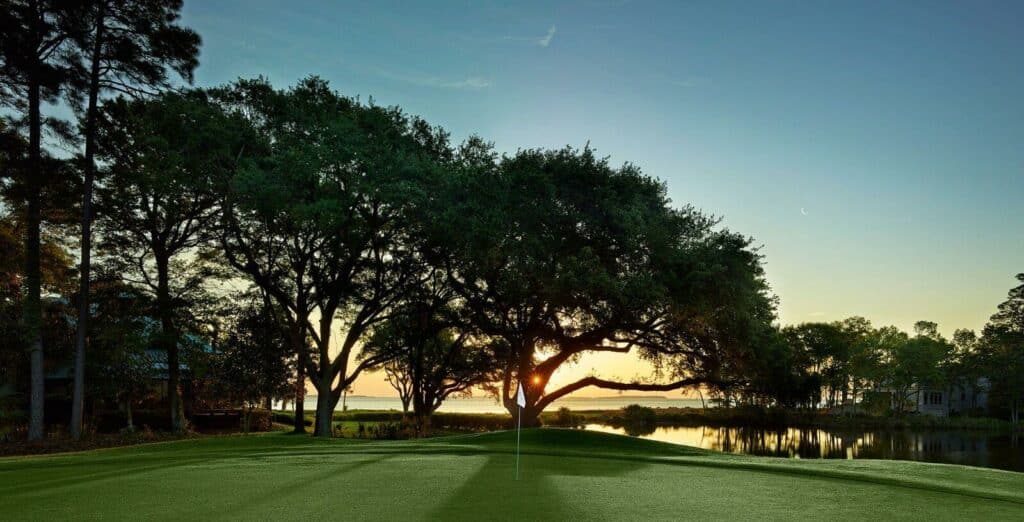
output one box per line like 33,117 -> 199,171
25,75 -> 44,442
156,253 -> 184,433
71,1 -> 106,441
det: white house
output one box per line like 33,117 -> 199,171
909,379 -> 989,417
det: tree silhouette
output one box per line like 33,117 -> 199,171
67,0 -> 199,440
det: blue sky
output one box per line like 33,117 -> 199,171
182,0 -> 1023,340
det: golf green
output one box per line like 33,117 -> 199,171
1,429 -> 1022,520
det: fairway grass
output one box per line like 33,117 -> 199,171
2,429 -> 1023,520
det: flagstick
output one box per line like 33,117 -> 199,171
515,405 -> 522,480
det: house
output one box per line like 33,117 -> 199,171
908,379 -> 989,417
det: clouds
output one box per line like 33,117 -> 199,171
538,25 -> 557,47
500,25 -> 557,48
370,67 -> 491,90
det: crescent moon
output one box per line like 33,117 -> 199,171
800,208 -> 808,216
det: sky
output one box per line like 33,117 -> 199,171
180,0 -> 1023,397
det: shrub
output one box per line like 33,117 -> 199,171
548,407 -> 583,428
617,404 -> 657,436
245,409 -> 272,432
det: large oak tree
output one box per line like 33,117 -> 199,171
428,146 -> 776,425
95,91 -> 248,433
217,77 -> 449,436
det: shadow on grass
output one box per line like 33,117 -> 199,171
206,453 -> 401,519
431,448 -> 650,519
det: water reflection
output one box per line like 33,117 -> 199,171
586,424 -> 1024,472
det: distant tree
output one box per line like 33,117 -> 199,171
381,360 -> 413,414
0,0 -> 79,440
426,145 -> 776,426
95,91 -> 247,433
783,323 -> 845,407
67,0 -> 200,440
362,298 -> 500,434
212,294 -> 294,432
945,328 -> 982,414
885,323 -> 952,414
979,273 -> 1024,424
745,329 -> 820,408
87,276 -> 155,431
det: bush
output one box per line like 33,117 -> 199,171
333,411 -> 513,432
348,421 -> 415,440
548,407 -> 583,428
616,404 -> 658,436
622,404 -> 657,425
245,409 -> 272,432
271,410 -> 311,426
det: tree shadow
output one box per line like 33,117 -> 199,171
431,450 -> 650,520
205,453 -> 400,519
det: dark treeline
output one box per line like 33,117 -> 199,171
740,310 -> 1024,425
1,1 -> 1021,442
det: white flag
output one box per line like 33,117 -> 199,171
516,383 -> 526,407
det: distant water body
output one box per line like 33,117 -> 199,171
588,424 -> 1024,472
283,396 -> 705,413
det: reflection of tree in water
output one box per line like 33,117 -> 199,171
598,422 -> 1024,471
622,422 -> 657,437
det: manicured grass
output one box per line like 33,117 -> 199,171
1,429 -> 1023,520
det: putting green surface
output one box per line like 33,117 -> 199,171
2,429 -> 1023,520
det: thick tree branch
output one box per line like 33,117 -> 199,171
536,376 -> 730,411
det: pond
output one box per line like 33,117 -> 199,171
586,424 -> 1024,472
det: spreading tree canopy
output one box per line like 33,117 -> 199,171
427,145 -> 776,424
216,77 -> 451,436
95,91 -> 249,432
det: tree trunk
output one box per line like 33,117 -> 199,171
291,322 -> 306,433
125,397 -> 134,432
25,72 -> 45,442
511,404 -> 542,428
156,254 -> 184,433
293,354 -> 306,433
313,389 -> 338,437
71,1 -> 106,441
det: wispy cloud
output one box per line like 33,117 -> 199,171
538,25 -> 557,47
502,25 -> 558,48
370,67 -> 491,90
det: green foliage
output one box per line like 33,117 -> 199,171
617,404 -> 658,436
978,273 -> 1024,422
215,77 -> 452,434
209,295 -> 294,409
427,144 -> 776,417
548,407 -> 583,428
361,297 -> 501,432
